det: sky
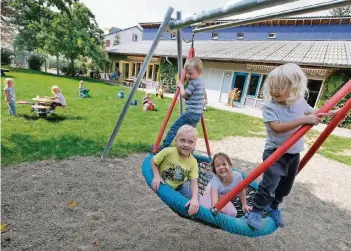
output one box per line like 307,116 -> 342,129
80,0 -> 333,30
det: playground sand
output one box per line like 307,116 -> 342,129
2,136 -> 351,251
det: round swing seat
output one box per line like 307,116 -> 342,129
141,153 -> 278,237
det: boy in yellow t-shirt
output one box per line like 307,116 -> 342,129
151,125 -> 199,215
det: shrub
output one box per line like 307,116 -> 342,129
28,54 -> 44,71
317,70 -> 351,129
1,48 -> 14,65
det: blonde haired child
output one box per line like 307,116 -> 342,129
151,125 -> 200,215
247,63 -> 338,230
50,86 -> 66,108
161,57 -> 205,148
4,78 -> 16,116
199,153 -> 252,217
78,80 -> 90,98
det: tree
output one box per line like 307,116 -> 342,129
113,34 -> 120,46
10,0 -> 74,52
1,0 -> 16,44
52,2 -> 104,75
330,6 -> 351,16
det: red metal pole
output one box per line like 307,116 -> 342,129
214,79 -> 351,212
201,114 -> 211,157
152,48 -> 195,153
298,96 -> 351,174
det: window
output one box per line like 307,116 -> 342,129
237,32 -> 244,40
247,74 -> 261,97
211,32 -> 219,40
154,64 -> 159,81
306,79 -> 323,107
267,33 -> 276,39
132,34 -> 138,42
257,75 -> 268,99
148,64 -> 153,79
105,40 -> 110,47
171,34 -> 176,40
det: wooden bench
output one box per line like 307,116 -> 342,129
31,105 -> 55,118
1,68 -> 9,76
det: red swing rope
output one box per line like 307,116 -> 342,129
152,46 -> 211,157
214,79 -> 351,212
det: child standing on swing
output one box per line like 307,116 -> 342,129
161,57 -> 205,148
247,63 -> 339,230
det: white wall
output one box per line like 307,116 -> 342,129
104,27 -> 143,47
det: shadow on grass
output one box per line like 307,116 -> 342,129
1,133 -> 150,166
18,113 -> 84,122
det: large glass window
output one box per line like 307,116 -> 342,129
154,64 -> 159,81
148,65 -> 153,79
247,74 -> 261,97
257,75 -> 268,99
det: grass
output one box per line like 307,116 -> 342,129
1,68 -> 351,166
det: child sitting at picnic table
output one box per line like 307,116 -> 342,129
49,86 -> 66,108
78,80 -> 91,98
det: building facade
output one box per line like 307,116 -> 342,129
106,17 -> 351,109
104,26 -> 143,48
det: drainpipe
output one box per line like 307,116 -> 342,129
165,56 -> 172,65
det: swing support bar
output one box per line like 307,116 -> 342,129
101,7 -> 174,159
213,80 -> 351,212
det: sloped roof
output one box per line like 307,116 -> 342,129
106,40 -> 351,68
139,16 -> 351,28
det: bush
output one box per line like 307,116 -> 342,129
28,54 -> 44,71
159,59 -> 178,93
317,70 -> 351,129
1,48 -> 14,65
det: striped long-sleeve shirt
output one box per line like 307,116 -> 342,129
185,78 -> 205,115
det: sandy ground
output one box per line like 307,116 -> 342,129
1,137 -> 351,251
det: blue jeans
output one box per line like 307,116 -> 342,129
163,112 -> 202,147
252,149 -> 300,212
177,181 -> 192,199
7,101 -> 16,116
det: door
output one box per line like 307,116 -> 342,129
219,71 -> 233,103
231,72 -> 248,106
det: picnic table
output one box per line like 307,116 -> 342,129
123,78 -> 147,88
31,97 -> 56,118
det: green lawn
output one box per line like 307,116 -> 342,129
1,69 -> 351,166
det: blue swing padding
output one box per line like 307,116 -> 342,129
141,153 -> 278,237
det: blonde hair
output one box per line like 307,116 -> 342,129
184,57 -> 203,74
263,63 -> 308,106
4,78 -> 14,88
51,85 -> 61,94
176,125 -> 198,139
79,80 -> 84,86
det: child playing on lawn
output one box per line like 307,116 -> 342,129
50,86 -> 66,108
247,63 -> 339,230
78,80 -> 91,97
199,153 -> 252,217
156,85 -> 164,99
4,78 -> 16,116
161,57 -> 205,148
151,125 -> 199,215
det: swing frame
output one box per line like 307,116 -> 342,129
101,0 -> 351,214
